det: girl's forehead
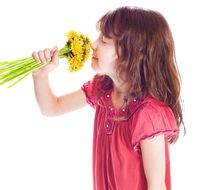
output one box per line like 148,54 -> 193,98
97,32 -> 109,39
96,21 -> 114,38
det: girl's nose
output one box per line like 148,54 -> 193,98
91,40 -> 97,50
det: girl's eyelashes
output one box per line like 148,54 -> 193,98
98,34 -> 113,44
102,40 -> 107,44
102,36 -> 107,44
102,35 -> 114,45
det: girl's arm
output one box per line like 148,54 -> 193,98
33,75 -> 87,116
140,134 -> 167,190
32,47 -> 87,116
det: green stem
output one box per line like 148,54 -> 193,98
0,63 -> 42,85
0,45 -> 70,87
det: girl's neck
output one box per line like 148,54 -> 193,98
112,85 -> 127,98
110,78 -> 129,109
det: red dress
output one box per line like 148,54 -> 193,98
82,78 -> 178,190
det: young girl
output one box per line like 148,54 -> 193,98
32,6 -> 183,190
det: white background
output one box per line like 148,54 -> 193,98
0,0 -> 205,189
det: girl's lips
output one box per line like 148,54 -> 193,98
92,54 -> 98,59
92,56 -> 98,60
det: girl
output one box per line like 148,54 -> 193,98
32,6 -> 183,190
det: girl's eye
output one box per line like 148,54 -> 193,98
102,39 -> 106,44
102,36 -> 107,44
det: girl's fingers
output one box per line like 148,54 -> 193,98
32,46 -> 58,64
44,48 -> 51,62
38,50 -> 46,64
32,51 -> 40,63
51,46 -> 58,56
51,49 -> 59,64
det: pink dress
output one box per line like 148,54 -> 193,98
82,78 -> 178,190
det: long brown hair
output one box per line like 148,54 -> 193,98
95,6 -> 184,142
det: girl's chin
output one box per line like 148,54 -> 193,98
91,61 -> 107,75
91,61 -> 99,71
91,66 -> 102,75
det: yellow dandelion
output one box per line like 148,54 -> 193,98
60,30 -> 91,72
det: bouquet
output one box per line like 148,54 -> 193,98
0,30 -> 91,88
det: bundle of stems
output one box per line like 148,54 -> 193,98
0,30 -> 91,88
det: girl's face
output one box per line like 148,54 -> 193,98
91,33 -> 118,76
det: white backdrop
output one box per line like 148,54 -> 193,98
0,0 -> 205,189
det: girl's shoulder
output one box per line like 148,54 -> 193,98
131,96 -> 178,150
127,96 -> 169,117
139,96 -> 169,111
132,96 -> 175,123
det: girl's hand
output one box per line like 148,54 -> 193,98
32,46 -> 59,78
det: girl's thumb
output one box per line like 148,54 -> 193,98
51,49 -> 59,64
